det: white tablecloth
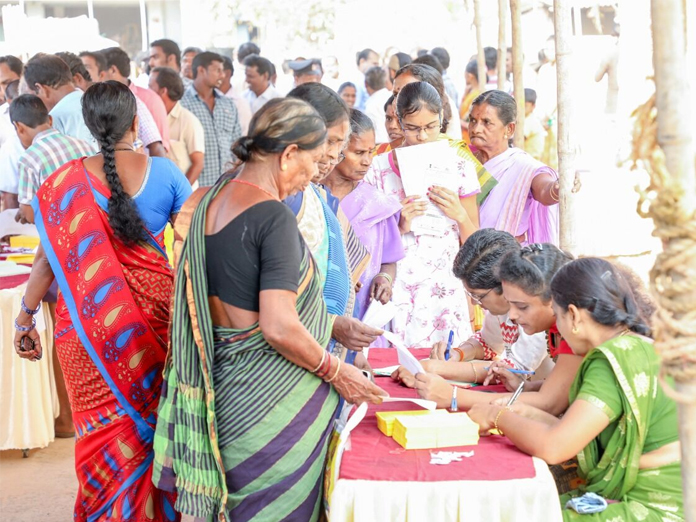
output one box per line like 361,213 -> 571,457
0,282 -> 57,450
329,458 -> 563,522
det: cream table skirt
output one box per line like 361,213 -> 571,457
0,282 -> 57,450
329,458 -> 563,522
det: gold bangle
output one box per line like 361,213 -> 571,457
326,357 -> 341,382
375,272 -> 393,286
311,351 -> 326,373
470,361 -> 478,383
550,182 -> 560,202
494,406 -> 510,436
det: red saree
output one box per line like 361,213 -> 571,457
32,159 -> 178,522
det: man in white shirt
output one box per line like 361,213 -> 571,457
243,54 -> 280,115
0,56 -> 22,149
363,66 -> 391,144
219,56 -> 252,135
353,48 -> 380,111
0,79 -> 21,210
149,67 -> 205,184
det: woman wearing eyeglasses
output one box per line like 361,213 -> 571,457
367,81 -> 479,349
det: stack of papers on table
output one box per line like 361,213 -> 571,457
376,409 -> 449,437
392,412 -> 480,450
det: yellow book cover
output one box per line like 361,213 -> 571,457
376,409 -> 449,437
393,412 -> 480,449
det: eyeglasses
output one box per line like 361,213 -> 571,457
401,119 -> 441,137
465,287 -> 495,305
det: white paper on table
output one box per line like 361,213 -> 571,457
373,364 -> 399,377
361,300 -> 396,330
332,402 -> 368,486
380,396 -> 436,410
0,260 -> 32,277
0,209 -> 38,238
382,330 -> 425,376
395,141 -> 462,237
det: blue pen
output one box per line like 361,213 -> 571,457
484,366 -> 536,376
444,330 -> 454,361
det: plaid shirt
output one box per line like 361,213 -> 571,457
17,128 -> 93,205
135,96 -> 163,149
181,85 -> 241,186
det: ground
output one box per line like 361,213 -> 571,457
0,439 -> 77,520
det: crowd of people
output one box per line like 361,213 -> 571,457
1,36 -> 682,522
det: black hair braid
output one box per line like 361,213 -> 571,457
100,135 -> 146,244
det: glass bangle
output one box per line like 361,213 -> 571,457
21,297 -> 41,316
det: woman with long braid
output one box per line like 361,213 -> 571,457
14,81 -> 190,521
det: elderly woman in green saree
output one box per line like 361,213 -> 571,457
152,98 -> 386,521
469,257 -> 683,521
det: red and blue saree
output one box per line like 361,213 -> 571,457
32,158 -> 179,522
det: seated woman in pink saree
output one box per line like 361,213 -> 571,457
324,109 -> 404,319
469,90 -> 559,245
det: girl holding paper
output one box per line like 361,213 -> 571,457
367,81 -> 480,349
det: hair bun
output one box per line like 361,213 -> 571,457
232,136 -> 255,162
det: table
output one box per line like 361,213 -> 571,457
326,348 -> 563,522
0,274 -> 58,451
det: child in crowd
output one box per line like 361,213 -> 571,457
524,88 -> 546,161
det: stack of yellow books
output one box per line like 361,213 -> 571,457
392,412 -> 480,450
376,409 -> 449,437
6,236 -> 39,264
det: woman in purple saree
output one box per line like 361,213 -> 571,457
324,109 -> 404,320
469,90 -> 560,245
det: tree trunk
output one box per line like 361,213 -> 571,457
497,0 -> 507,90
473,0 -> 487,89
553,0 -> 578,253
509,0 -> 525,148
650,1 -> 696,520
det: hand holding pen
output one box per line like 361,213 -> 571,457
482,361 -> 530,390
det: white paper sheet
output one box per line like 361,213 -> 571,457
0,261 -> 32,277
0,209 -> 38,239
383,330 -> 425,376
361,300 -> 396,330
379,397 -> 436,411
394,141 -> 462,237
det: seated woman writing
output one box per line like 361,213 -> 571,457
469,258 -> 684,521
396,243 -> 581,416
419,229 -> 551,380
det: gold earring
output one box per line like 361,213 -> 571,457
281,164 -> 288,171
572,327 -> 579,334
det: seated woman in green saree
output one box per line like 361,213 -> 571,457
469,257 -> 683,521
153,98 -> 386,522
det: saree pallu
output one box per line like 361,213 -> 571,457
32,159 -> 177,522
479,147 -> 559,245
293,185 -> 370,364
561,336 -> 683,521
153,178 -> 339,521
445,137 -> 498,205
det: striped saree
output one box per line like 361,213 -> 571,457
153,178 -> 339,521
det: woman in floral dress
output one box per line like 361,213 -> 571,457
367,82 -> 480,348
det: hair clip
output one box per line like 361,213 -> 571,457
587,297 -> 598,313
521,243 -> 543,256
600,270 -> 613,281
